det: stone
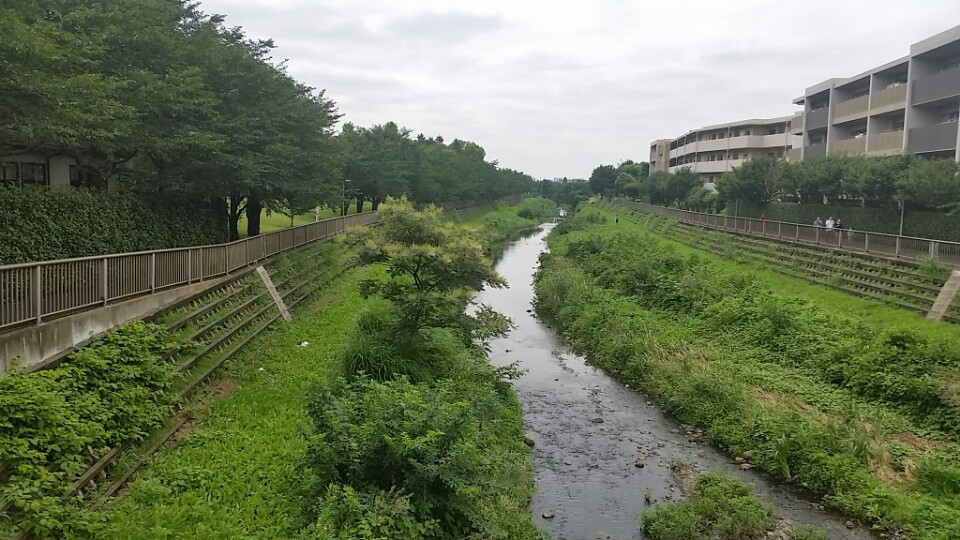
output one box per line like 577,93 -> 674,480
742,450 -> 753,460
634,458 -> 645,468
846,521 -> 855,529
542,511 -> 555,519
735,457 -> 745,463
505,349 -> 512,353
523,436 -> 535,447
740,463 -> 753,471
591,417 -> 604,424
695,449 -> 706,457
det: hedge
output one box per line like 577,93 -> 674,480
730,202 -> 960,242
0,187 -> 225,264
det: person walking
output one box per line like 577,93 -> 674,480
814,216 -> 824,228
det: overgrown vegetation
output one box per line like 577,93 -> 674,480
299,198 -> 545,538
0,323 -> 182,536
642,472 -> 774,539
535,206 -> 960,539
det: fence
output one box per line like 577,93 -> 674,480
0,212 -> 381,331
612,198 -> 960,268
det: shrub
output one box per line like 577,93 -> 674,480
0,322 -> 181,535
301,375 -> 539,539
0,187 -> 225,264
642,472 -> 775,539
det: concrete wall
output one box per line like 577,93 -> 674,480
0,275 -> 232,374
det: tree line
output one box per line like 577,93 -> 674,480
576,154 -> 960,216
2,1 -> 534,239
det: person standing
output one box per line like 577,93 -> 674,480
760,212 -> 767,221
814,216 -> 824,228
825,216 -> 835,231
835,218 -> 844,232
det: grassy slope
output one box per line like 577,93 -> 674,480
237,207 -> 360,237
90,267 -> 372,538
609,205 -> 960,336
91,201 -> 551,538
537,207 -> 960,538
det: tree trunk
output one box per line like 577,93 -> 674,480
371,197 -> 382,211
355,194 -> 365,214
341,200 -> 349,216
246,193 -> 263,237
229,196 -> 243,241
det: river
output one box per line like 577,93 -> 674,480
476,224 -> 873,540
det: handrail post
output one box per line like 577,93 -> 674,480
33,265 -> 42,323
815,228 -> 820,245
864,233 -> 870,253
187,249 -> 192,284
150,253 -> 156,292
262,234 -> 267,262
895,236 -> 901,257
198,249 -> 204,282
102,258 -> 108,305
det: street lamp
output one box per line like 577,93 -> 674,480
342,178 -> 351,216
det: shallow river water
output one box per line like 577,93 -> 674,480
476,224 -> 873,540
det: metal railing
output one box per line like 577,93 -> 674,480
611,198 -> 960,268
0,212 -> 381,330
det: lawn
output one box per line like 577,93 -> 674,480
237,206 -> 362,237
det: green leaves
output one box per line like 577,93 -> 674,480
0,322 -> 181,535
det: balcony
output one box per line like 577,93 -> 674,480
804,143 -> 827,158
832,95 -> 869,123
870,84 -> 907,112
867,130 -> 904,154
912,67 -> 960,106
790,115 -> 803,134
806,107 -> 829,130
695,138 -> 727,152
692,160 -> 730,174
787,147 -> 802,161
830,137 -> 866,155
908,122 -> 959,153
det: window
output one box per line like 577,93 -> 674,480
0,161 -> 47,187
19,163 -> 47,186
0,162 -> 17,185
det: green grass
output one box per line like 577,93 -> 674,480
237,207 -> 361,237
88,267 -> 372,538
536,206 -> 960,538
608,206 -> 960,337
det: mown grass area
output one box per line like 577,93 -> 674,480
536,206 -> 960,539
84,198 -> 557,539
237,206 -> 360,237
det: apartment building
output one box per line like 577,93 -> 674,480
792,24 -> 960,161
649,116 -> 801,187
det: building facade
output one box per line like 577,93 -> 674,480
792,24 -> 960,161
649,116 -> 801,188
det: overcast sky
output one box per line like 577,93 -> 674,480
199,0 -> 959,179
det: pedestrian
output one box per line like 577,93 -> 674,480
616,213 -> 620,225
825,216 -> 835,231
847,223 -> 855,240
835,218 -> 844,230
814,216 -> 823,228
760,212 -> 767,221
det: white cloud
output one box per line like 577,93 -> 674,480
198,0 -> 960,179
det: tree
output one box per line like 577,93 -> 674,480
352,197 -> 506,340
588,164 -> 618,196
896,158 -> 960,210
717,157 -> 780,205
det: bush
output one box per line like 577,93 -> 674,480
0,187 -> 225,264
642,472 -> 775,539
301,374 -> 539,539
0,322 -> 181,535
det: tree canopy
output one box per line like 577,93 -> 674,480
2,1 -> 536,239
